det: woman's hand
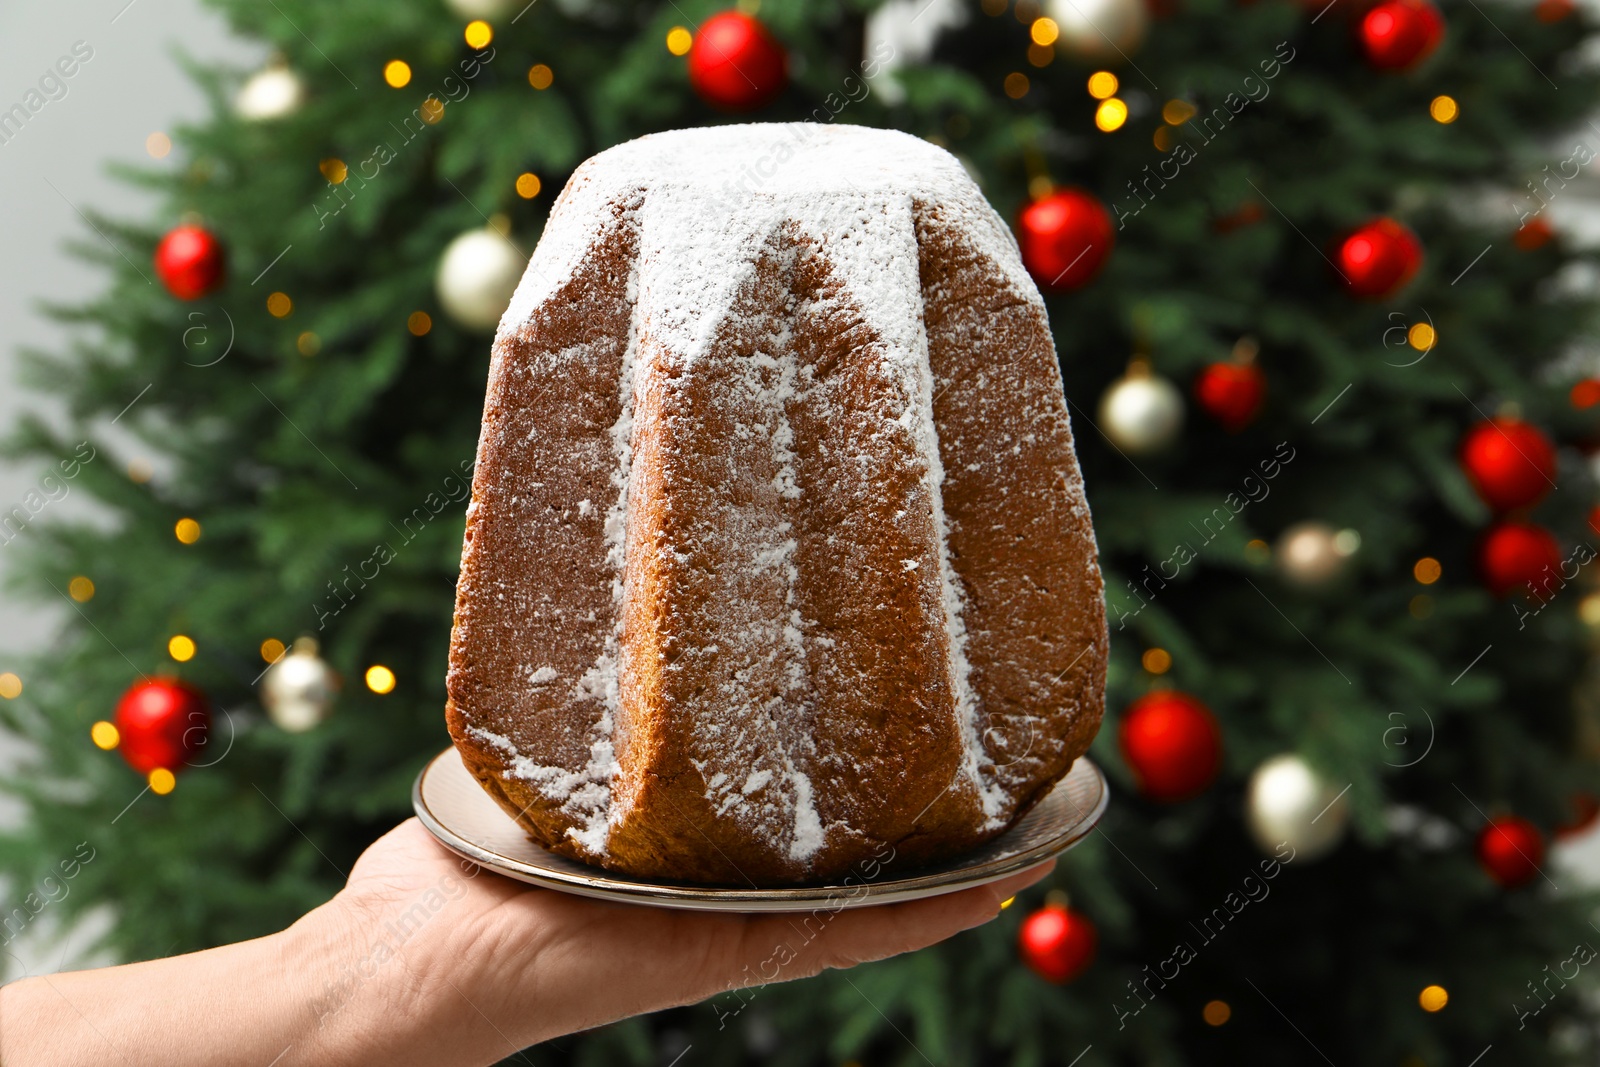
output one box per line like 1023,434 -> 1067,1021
1,817 -> 1053,1067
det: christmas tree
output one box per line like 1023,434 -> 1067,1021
6,0 -> 1600,1062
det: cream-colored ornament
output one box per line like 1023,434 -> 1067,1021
261,637 -> 339,733
1276,521 -> 1360,588
235,59 -> 305,121
1098,360 -> 1183,454
435,227 -> 526,331
1047,0 -> 1149,61
1246,754 -> 1349,861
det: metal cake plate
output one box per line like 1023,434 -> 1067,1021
413,746 -> 1107,913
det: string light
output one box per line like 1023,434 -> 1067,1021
0,673 -> 20,700
528,64 -> 553,90
1028,43 -> 1054,67
516,172 -> 542,199
1408,322 -> 1435,350
175,518 -> 202,544
1162,99 -> 1197,124
267,291 -> 293,317
68,576 -> 95,602
1000,896 -> 1015,909
421,97 -> 444,124
366,665 -> 396,694
1141,648 -> 1172,674
1030,17 -> 1059,45
260,638 -> 286,663
1004,73 -> 1030,99
407,311 -> 432,336
666,26 -> 693,55
1087,71 -> 1118,99
318,158 -> 347,184
384,60 -> 412,88
1429,95 -> 1458,123
1419,984 -> 1448,1012
145,132 -> 171,159
1245,538 -> 1270,563
1414,557 -> 1442,584
91,721 -> 120,750
1203,1000 -> 1231,1026
1095,98 -> 1128,132
464,20 -> 493,49
168,635 -> 196,663
149,768 -> 176,795
297,331 -> 321,357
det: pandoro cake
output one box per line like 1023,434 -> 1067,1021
446,123 -> 1107,886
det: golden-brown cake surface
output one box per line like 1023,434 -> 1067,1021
446,123 -> 1106,886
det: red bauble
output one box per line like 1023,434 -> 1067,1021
1516,217 -> 1556,251
1535,0 -> 1576,22
1358,0 -> 1445,70
1018,904 -> 1097,982
1194,362 -> 1266,432
113,677 -> 211,775
1478,521 -> 1561,598
1119,691 -> 1222,802
1475,816 -> 1546,888
153,224 -> 226,300
1459,417 -> 1556,512
687,12 -> 788,112
1018,189 -> 1115,292
1335,218 -> 1423,299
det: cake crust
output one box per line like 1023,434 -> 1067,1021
446,124 -> 1106,886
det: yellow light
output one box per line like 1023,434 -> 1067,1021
366,665 -> 396,694
516,172 -> 543,199
666,26 -> 693,56
145,132 -> 171,159
1141,648 -> 1172,675
1027,43 -> 1054,68
168,635 -> 196,662
129,458 -> 153,483
464,20 -> 494,49
528,64 -> 553,90
982,0 -> 1007,13
1030,17 -> 1060,45
1000,896 -> 1015,909
260,637 -> 286,663
1409,593 -> 1434,619
421,96 -> 445,124
0,673 -> 20,700
175,518 -> 202,544
384,60 -> 412,89
1430,95 -> 1458,124
1203,1000 -> 1232,1026
1095,98 -> 1129,132
267,291 -> 293,318
1153,126 -> 1174,152
1004,72 -> 1030,99
1027,175 -> 1054,200
1414,557 -> 1442,585
297,331 -> 321,357
1162,99 -> 1197,125
1419,984 -> 1448,1012
319,158 -> 347,184
1582,591 -> 1600,627
91,720 -> 120,750
406,311 -> 432,337
68,576 -> 95,602
1244,538 -> 1270,563
1086,71 -> 1118,99
1408,322 -> 1435,350
149,768 -> 176,795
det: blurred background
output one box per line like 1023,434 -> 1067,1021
11,1 -> 1600,1063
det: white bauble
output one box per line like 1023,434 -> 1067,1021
1047,0 -> 1149,61
436,228 -> 527,331
1276,521 -> 1360,588
444,0 -> 519,17
235,63 -> 305,122
1246,754 -> 1349,862
261,639 -> 338,733
1098,368 -> 1183,454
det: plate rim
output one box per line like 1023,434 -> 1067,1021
413,745 -> 1108,911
